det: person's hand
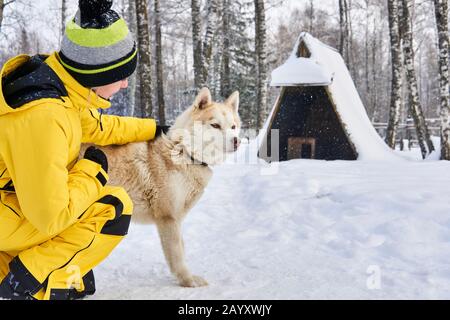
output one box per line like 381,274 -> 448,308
84,146 -> 108,173
155,125 -> 170,138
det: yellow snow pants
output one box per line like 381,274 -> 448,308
0,185 -> 133,300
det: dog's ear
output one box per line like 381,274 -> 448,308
194,87 -> 212,110
225,91 -> 239,113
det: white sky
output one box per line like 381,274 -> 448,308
267,0 -> 337,21
266,0 -> 338,35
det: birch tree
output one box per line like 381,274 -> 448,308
255,0 -> 268,130
202,0 -> 219,84
401,0 -> 434,158
307,0 -> 314,34
370,19 -> 385,123
364,0 -> 370,110
338,0 -> 350,66
191,0 -> 204,89
154,0 -> 165,125
61,0 -> 67,38
20,26 -> 30,53
385,0 -> 403,149
433,0 -> 450,159
220,0 -> 231,98
191,0 -> 221,91
135,0 -> 153,118
127,0 -> 137,117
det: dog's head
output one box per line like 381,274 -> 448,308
169,87 -> 241,166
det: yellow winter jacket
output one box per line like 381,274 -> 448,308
0,53 -> 156,237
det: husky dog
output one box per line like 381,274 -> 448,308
88,88 -> 241,287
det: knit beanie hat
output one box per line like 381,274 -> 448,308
59,0 -> 137,88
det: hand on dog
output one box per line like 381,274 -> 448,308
155,125 -> 170,138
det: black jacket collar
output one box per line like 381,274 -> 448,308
2,55 -> 68,109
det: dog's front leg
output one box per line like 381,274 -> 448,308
156,217 -> 208,287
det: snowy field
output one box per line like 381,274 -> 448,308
93,140 -> 450,300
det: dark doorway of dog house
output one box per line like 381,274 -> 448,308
262,86 -> 357,161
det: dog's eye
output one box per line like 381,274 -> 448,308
211,123 -> 221,129
231,125 -> 236,130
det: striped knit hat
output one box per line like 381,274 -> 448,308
59,0 -> 137,88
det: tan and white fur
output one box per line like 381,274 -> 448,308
83,88 -> 241,287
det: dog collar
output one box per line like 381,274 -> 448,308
190,154 -> 208,167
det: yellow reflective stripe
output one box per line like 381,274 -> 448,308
65,19 -> 129,48
59,49 -> 137,75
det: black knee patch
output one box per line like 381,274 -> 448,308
97,195 -> 124,219
97,195 -> 131,236
100,215 -> 131,236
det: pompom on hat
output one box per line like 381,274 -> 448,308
59,0 -> 137,88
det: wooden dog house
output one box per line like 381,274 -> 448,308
258,33 -> 396,162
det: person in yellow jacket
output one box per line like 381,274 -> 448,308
0,0 -> 163,300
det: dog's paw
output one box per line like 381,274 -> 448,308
179,275 -> 208,288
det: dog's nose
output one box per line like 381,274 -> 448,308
233,137 -> 240,150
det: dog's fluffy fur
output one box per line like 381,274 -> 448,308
81,88 -> 241,287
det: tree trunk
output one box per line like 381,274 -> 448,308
183,36 -> 189,93
385,0 -> 403,149
135,0 -> 153,118
308,0 -> 314,34
212,44 -> 222,98
254,0 -> 268,130
339,0 -> 350,65
364,0 -> 370,112
154,0 -> 165,125
346,0 -> 354,75
433,0 -> 450,160
339,0 -> 345,56
191,0 -> 204,89
61,0 -> 67,39
0,0 -> 4,31
221,0 -> 231,98
202,0 -> 219,85
20,27 -> 30,54
127,0 -> 137,117
401,0 -> 434,158
370,20 -> 378,122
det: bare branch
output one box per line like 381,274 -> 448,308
2,0 -> 16,9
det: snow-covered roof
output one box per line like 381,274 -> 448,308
263,32 -> 400,161
270,57 -> 332,87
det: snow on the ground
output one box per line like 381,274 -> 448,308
93,140 -> 450,300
